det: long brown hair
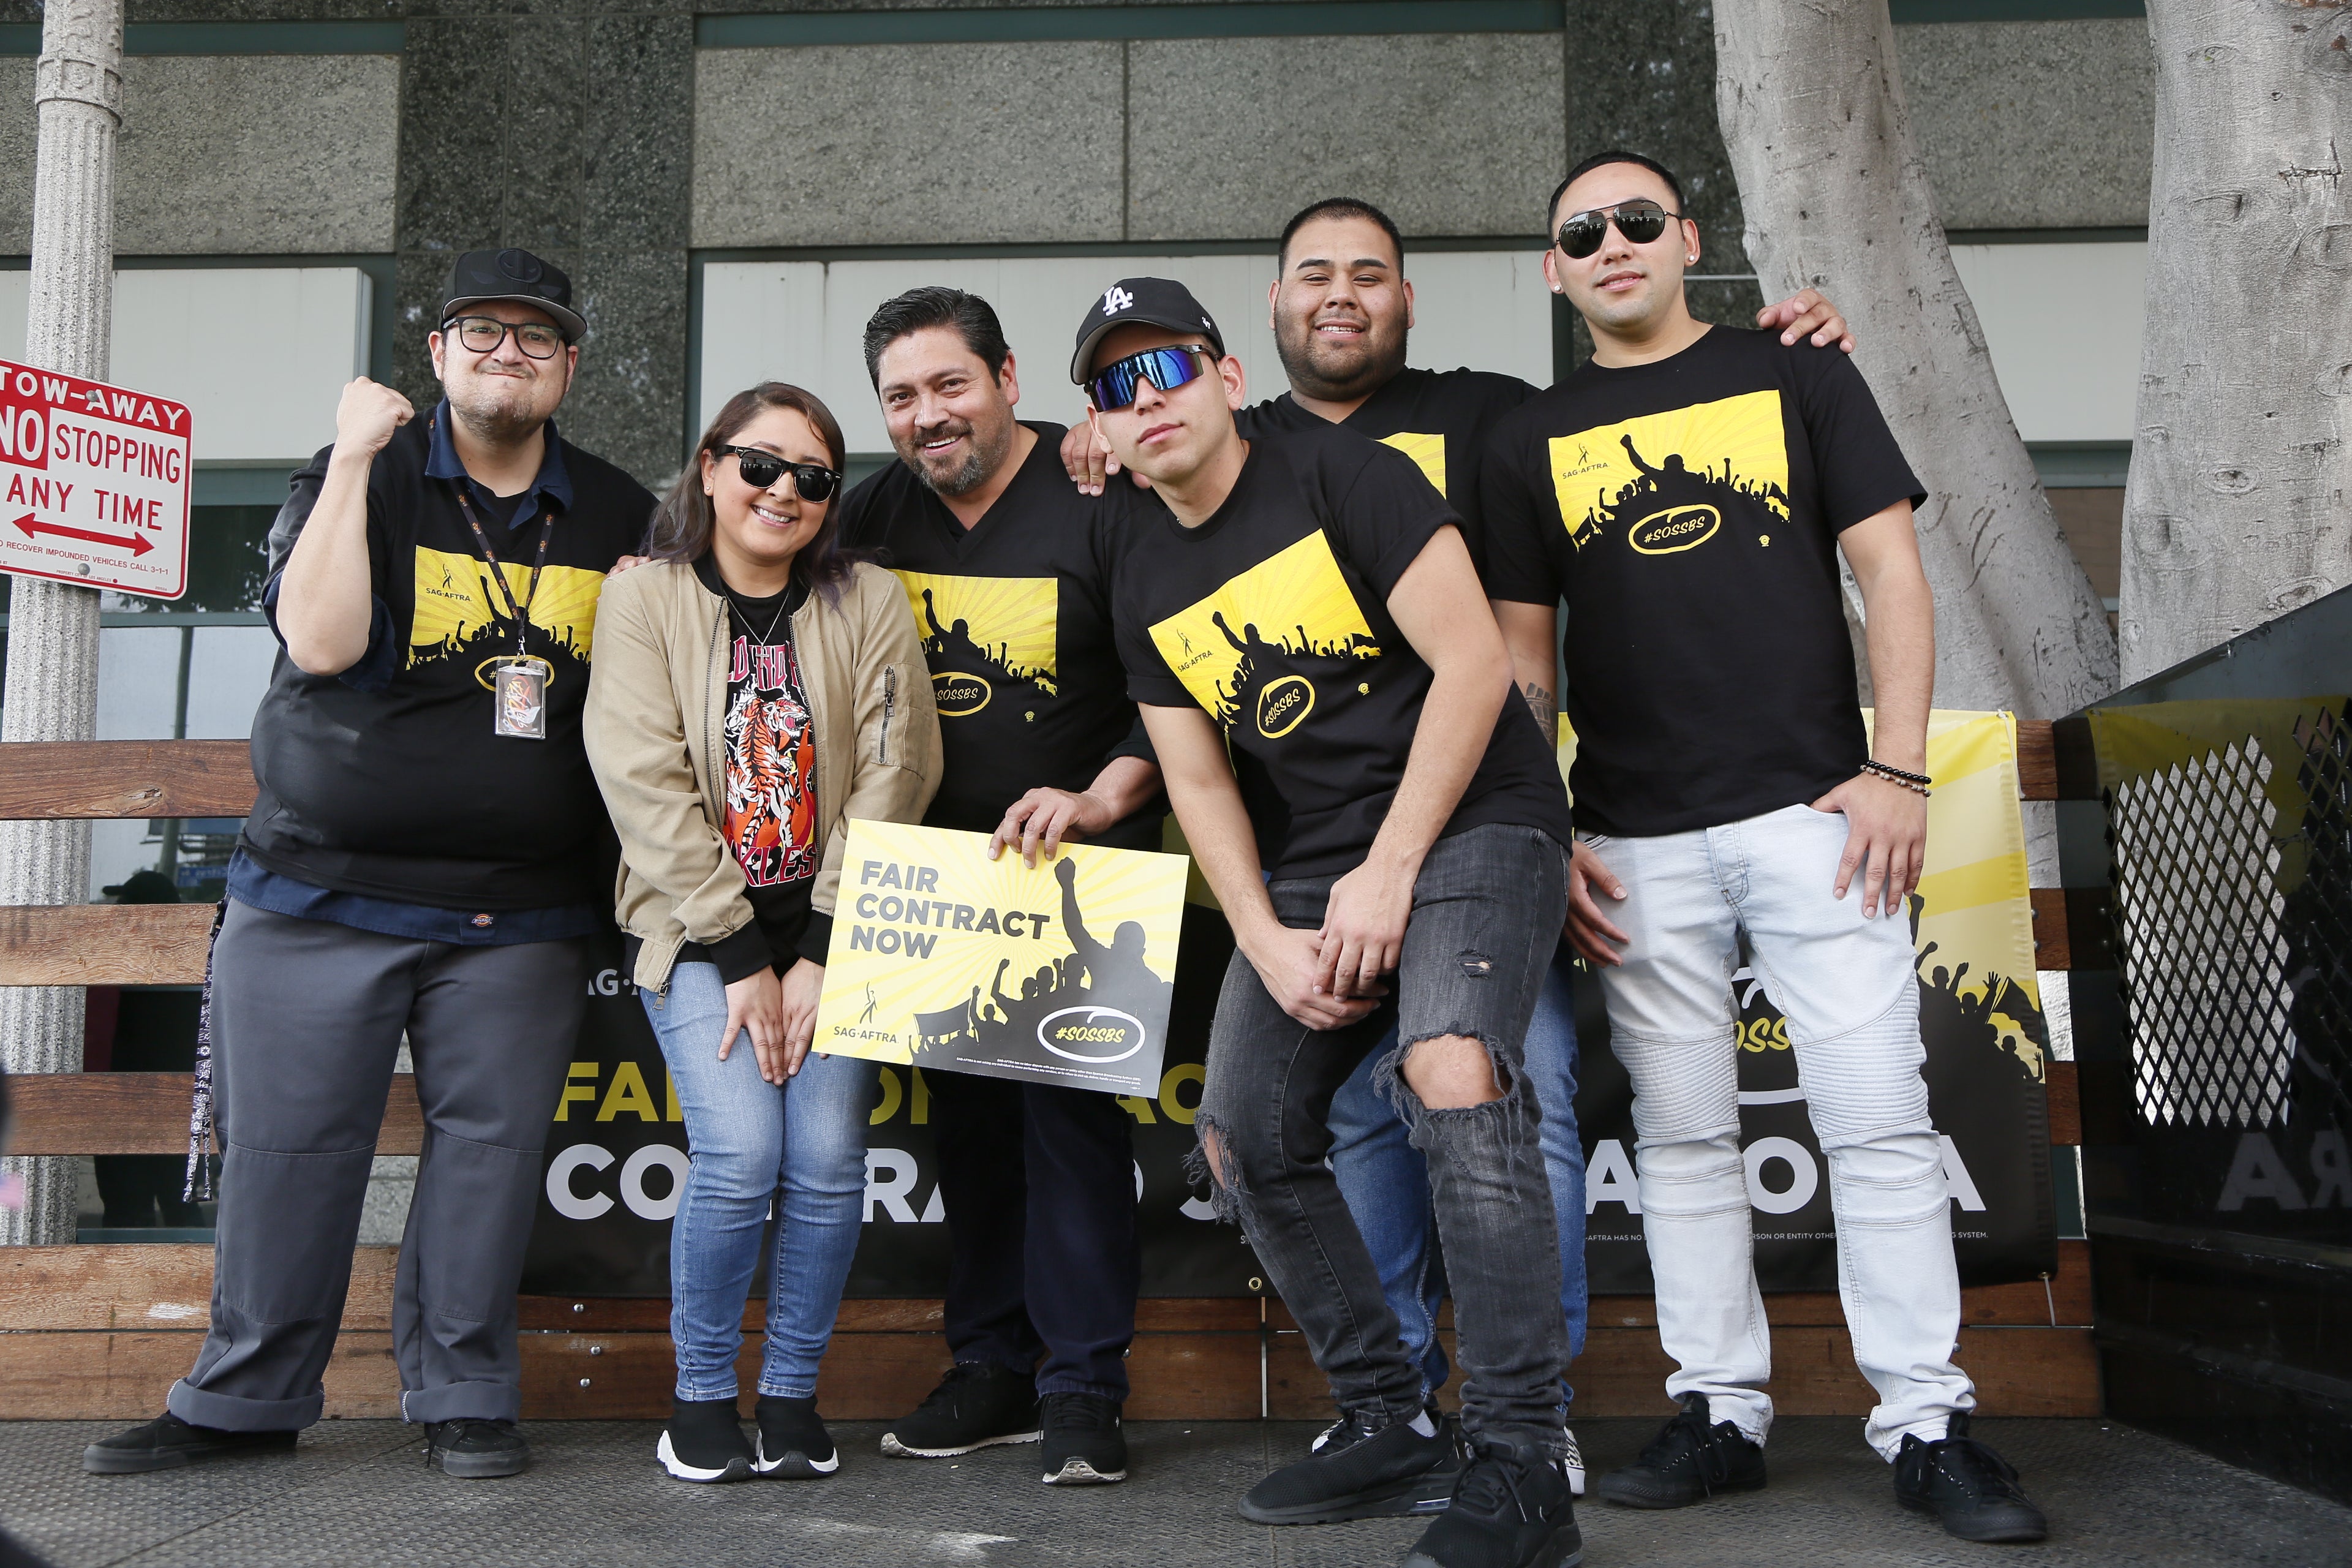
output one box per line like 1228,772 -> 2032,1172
647,382 -> 859,602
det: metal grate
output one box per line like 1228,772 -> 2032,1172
2111,740 -> 2294,1128
2285,704 -> 2352,1120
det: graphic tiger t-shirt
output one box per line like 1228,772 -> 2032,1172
1478,326 -> 1925,838
671,557 -> 824,981
1112,423 -> 1572,880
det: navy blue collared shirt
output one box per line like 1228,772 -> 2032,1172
228,850 -> 603,947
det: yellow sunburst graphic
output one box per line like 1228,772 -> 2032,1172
1148,531 -> 1380,729
813,821 -> 1188,1087
408,548 -> 605,668
892,570 -> 1058,695
1547,388 -> 1790,551
1379,431 -> 1447,498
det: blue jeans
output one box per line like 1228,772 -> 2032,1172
1328,942 -> 1586,1408
646,962 -> 876,1402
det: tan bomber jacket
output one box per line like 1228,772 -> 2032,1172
583,556 -> 941,992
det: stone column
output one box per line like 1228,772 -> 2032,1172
1,0 -> 120,1246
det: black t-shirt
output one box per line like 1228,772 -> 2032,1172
837,422 -> 1160,850
1479,327 -> 1925,838
1238,364 -> 1539,527
241,418 -> 655,908
1112,423 -> 1573,880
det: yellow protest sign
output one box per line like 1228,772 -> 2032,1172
815,820 -> 1190,1096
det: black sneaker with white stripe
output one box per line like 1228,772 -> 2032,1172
753,1394 -> 840,1479
1039,1392 -> 1126,1483
657,1397 -> 755,1483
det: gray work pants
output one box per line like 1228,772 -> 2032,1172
167,899 -> 588,1430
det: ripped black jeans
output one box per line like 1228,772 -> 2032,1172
1196,823 -> 1572,1458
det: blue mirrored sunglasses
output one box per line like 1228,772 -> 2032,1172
1086,345 -> 1215,411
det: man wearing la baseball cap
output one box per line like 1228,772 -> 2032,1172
81,249 -> 657,1482
1080,277 -> 1583,1568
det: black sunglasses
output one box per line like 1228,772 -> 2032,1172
715,445 -> 841,502
1086,345 -> 1216,412
1554,198 -> 1685,260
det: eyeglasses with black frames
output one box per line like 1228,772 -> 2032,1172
714,445 -> 842,502
442,315 -> 568,360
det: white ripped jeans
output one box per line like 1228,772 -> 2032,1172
1585,801 -> 1972,1460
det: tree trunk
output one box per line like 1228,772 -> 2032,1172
2122,0 -> 2352,682
1714,0 -> 2119,720
0,0 -> 119,1246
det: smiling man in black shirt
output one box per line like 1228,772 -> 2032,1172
1478,151 -> 2048,1545
837,287 -> 1159,1489
1082,276 -> 1580,1568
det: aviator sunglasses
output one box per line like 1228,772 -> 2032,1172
715,445 -> 842,501
1086,345 -> 1216,412
1554,198 -> 1686,260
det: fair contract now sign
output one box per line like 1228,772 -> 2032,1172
0,358 -> 190,599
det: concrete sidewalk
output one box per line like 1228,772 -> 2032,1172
2,1418 -> 2345,1567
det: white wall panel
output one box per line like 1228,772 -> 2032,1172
700,250 -> 1555,456
0,267 -> 371,463
1950,241 -> 2146,444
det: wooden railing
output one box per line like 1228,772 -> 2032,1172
0,730 -> 2103,1420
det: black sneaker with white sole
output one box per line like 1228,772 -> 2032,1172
1594,1393 -> 1765,1509
1241,1411 -> 1455,1525
1404,1443 -> 1582,1568
657,1398 -> 755,1483
83,1412 -> 298,1474
881,1362 -> 1041,1458
1039,1392 -> 1126,1484
1894,1414 -> 2048,1543
425,1419 -> 529,1479
753,1394 -> 839,1479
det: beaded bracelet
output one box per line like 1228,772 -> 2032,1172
1860,759 -> 1932,794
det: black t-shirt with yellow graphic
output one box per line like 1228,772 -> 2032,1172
836,422 -> 1160,850
1113,422 -> 1572,880
1479,326 -> 1924,839
1238,365 -> 1538,526
242,414 -> 655,909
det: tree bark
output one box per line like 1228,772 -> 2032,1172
1714,0 -> 2118,721
1,0 -> 119,1246
2122,0 -> 2352,682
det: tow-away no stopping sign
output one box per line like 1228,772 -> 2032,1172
0,358 -> 191,600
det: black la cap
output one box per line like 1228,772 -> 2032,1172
441,248 -> 586,342
1070,276 -> 1224,383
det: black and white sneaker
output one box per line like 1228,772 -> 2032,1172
83,1412 -> 298,1474
881,1362 -> 1041,1458
1894,1414 -> 2048,1543
656,1397 -> 755,1483
752,1394 -> 839,1479
1240,1409 -> 1454,1525
426,1419 -> 530,1479
1404,1442 -> 1582,1568
1560,1425 -> 1586,1498
1039,1392 -> 1126,1484
1594,1393 -> 1765,1509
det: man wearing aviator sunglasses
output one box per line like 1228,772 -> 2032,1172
1478,151 -> 2048,1544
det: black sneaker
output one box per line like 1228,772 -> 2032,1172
1404,1442 -> 1582,1568
425,1418 -> 529,1479
1308,1403 -> 1464,1518
1894,1414 -> 2048,1543
656,1397 -> 754,1483
881,1362 -> 1041,1458
1039,1392 -> 1126,1484
83,1412 -> 298,1474
753,1394 -> 839,1479
1240,1410 -> 1453,1525
1594,1393 -> 1765,1509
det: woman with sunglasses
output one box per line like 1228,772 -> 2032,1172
585,382 -> 940,1483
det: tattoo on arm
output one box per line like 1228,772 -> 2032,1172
1520,682 -> 1557,746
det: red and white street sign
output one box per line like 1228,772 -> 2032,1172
0,358 -> 191,600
